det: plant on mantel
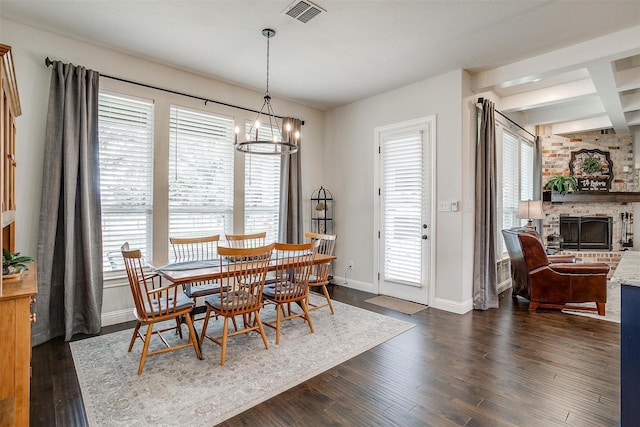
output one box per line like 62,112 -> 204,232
545,175 -> 577,194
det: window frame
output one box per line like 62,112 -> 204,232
497,121 -> 535,255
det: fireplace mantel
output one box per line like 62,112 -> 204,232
544,191 -> 640,203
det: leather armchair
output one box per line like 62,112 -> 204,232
501,227 -> 608,315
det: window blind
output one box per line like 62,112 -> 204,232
98,92 -> 154,271
168,106 -> 234,252
381,131 -> 423,286
501,130 -> 534,253
520,141 -> 534,200
502,131 -> 519,236
244,122 -> 281,243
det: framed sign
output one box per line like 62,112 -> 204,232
569,149 -> 613,191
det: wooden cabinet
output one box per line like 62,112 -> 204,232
0,268 -> 37,427
0,44 -> 34,427
1,43 -> 20,253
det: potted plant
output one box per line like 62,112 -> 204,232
3,248 -> 33,280
315,202 -> 326,218
582,156 -> 602,175
545,174 -> 577,194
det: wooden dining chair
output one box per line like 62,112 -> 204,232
262,241 -> 319,345
304,231 -> 337,315
199,243 -> 275,365
121,242 -> 201,375
169,234 -> 222,308
225,232 -> 267,248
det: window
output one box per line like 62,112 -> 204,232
98,93 -> 154,270
97,89 -> 285,271
168,106 -> 234,248
500,129 -> 534,252
244,121 -> 281,243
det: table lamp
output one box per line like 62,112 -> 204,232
518,200 -> 544,229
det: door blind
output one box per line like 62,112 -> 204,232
381,131 -> 423,286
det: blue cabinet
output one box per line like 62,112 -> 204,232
621,283 -> 640,426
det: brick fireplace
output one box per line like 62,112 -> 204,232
541,130 -> 636,250
540,130 -> 637,276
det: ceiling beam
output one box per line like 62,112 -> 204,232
552,116 -> 612,135
520,97 -> 605,126
500,79 -> 596,112
587,60 -> 629,134
472,25 -> 640,92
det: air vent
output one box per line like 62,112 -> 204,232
284,1 -> 325,23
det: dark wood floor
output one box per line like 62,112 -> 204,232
30,286 -> 620,426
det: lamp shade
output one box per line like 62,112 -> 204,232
518,200 -> 544,219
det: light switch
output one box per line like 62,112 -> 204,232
451,201 -> 459,211
438,201 -> 452,212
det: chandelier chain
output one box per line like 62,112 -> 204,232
265,32 -> 271,97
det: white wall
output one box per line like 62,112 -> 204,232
4,18 -> 481,320
324,69 -> 475,313
2,19 -> 326,324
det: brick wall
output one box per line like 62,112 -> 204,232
556,250 -> 622,278
540,130 -> 635,252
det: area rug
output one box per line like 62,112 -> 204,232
70,295 -> 414,426
562,280 -> 620,323
364,295 -> 427,314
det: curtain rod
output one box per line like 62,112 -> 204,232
44,57 -> 304,125
477,97 -> 534,139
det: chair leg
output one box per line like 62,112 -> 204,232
254,311 -> 269,350
220,316 -> 229,365
129,321 -> 141,352
183,313 -> 202,360
301,299 -> 314,334
275,304 -> 282,345
200,306 -> 212,346
138,323 -> 154,375
175,317 -> 184,339
321,284 -> 335,315
597,302 -> 606,316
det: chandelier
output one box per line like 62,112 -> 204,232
235,28 -> 299,155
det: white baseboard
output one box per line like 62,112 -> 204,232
333,276 -> 377,294
102,308 -> 134,327
430,296 -> 473,314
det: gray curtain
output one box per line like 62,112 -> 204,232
32,61 -> 103,346
533,135 -> 543,232
473,99 -> 499,310
278,118 -> 303,243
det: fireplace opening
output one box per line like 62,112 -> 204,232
559,215 -> 612,251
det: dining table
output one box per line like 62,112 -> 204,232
153,251 -> 336,356
155,252 -> 336,285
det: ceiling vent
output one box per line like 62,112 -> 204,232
284,1 -> 325,23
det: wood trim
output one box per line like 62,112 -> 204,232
0,45 -> 21,117
544,190 -> 640,203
